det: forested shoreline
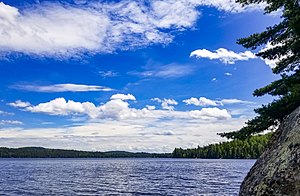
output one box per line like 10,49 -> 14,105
0,133 -> 271,159
172,133 -> 272,159
0,147 -> 171,158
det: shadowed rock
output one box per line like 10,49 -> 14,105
240,106 -> 300,196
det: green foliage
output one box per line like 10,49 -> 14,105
219,0 -> 300,139
172,133 -> 272,159
0,147 -> 171,158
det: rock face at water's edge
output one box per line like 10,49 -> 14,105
239,106 -> 300,196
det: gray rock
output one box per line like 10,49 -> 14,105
239,106 -> 300,196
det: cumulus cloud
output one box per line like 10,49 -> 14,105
183,97 -> 218,107
7,96 -> 137,119
110,93 -> 136,101
190,45 -> 288,68
190,48 -> 257,64
189,43 -> 290,68
26,98 -> 100,118
152,98 -> 178,110
9,95 -> 233,121
97,99 -> 138,120
8,100 -> 31,108
189,42 -> 292,69
9,97 -> 131,119
189,107 -> 231,120
183,97 -> 254,106
11,83 -> 113,92
0,1 -> 264,57
225,72 -> 232,76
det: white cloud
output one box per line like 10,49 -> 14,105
4,95 -> 256,152
0,2 -> 109,57
12,83 -> 113,92
225,72 -> 232,76
110,93 -> 136,101
130,63 -> 195,78
99,71 -> 118,78
0,1 -> 264,57
8,100 -> 31,108
258,42 -> 291,69
262,58 -> 278,68
97,99 -> 136,120
190,48 -> 257,64
26,98 -> 100,118
9,96 -> 233,121
183,97 -> 254,106
146,105 -> 156,110
8,97 -> 134,120
183,97 -> 218,106
191,0 -> 265,13
2,100 -> 237,152
0,110 -> 14,116
258,43 -> 278,68
189,107 -> 231,120
0,120 -> 23,125
0,115 -> 247,152
0,1 -> 193,57
190,43 -> 289,69
152,98 -> 178,110
220,98 -> 254,105
0,2 -> 19,23
190,44 -> 289,69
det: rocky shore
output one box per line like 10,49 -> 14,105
240,106 -> 300,195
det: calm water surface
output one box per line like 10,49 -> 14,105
0,158 -> 255,195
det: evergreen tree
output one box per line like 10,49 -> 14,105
219,0 -> 300,140
172,133 -> 272,159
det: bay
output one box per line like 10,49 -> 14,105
0,158 -> 255,195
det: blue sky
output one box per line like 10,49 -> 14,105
0,0 -> 279,152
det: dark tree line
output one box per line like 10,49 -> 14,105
172,133 -> 272,159
0,147 -> 171,158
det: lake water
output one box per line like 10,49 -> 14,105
0,158 -> 255,195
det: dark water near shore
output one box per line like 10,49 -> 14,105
0,158 -> 255,195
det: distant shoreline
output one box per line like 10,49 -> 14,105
0,147 -> 171,158
0,147 -> 257,159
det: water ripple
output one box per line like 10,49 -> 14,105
0,158 -> 255,195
